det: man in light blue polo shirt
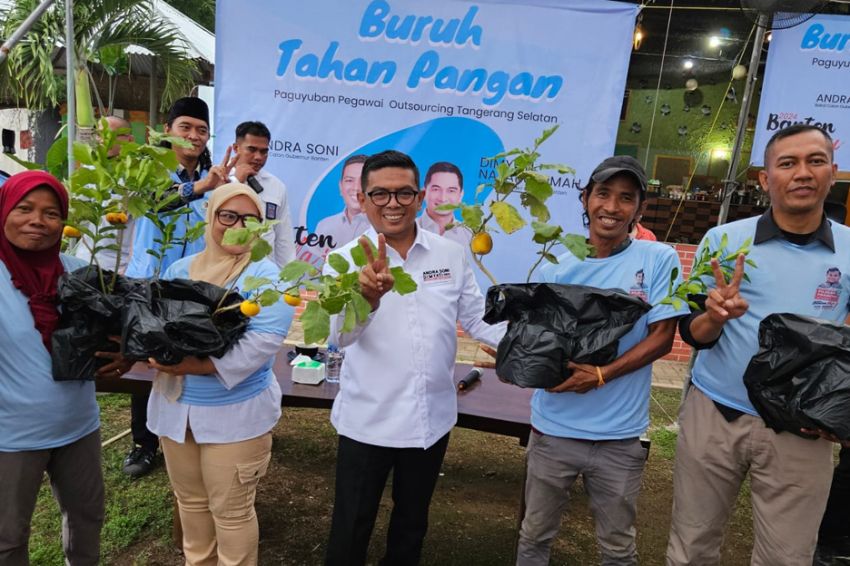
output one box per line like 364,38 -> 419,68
666,124 -> 850,566
516,156 -> 686,566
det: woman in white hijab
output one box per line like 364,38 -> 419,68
147,183 -> 292,566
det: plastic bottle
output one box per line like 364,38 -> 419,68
325,345 -> 344,384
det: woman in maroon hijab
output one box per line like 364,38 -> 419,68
0,171 -> 104,565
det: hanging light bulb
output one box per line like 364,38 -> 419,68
732,64 -> 747,80
634,24 -> 644,51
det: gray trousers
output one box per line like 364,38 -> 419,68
516,431 -> 648,566
666,387 -> 833,566
0,429 -> 104,566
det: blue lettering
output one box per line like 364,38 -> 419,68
802,24 -> 823,49
359,0 -> 389,39
407,50 -> 440,88
801,23 -> 850,51
318,42 -> 343,79
357,1 -> 482,47
276,39 -> 303,76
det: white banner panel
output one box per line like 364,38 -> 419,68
215,0 -> 637,284
752,13 -> 850,167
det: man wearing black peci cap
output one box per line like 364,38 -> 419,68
121,97 -> 230,478
516,155 -> 686,566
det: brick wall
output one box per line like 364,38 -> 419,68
662,243 -> 698,363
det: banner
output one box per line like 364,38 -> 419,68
215,0 -> 637,285
752,13 -> 850,167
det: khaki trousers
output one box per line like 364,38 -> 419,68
161,430 -> 272,566
666,387 -> 834,566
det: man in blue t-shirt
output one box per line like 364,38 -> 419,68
666,125 -> 850,566
516,156 -> 686,566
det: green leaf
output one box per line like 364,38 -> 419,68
460,204 -> 484,232
351,292 -> 373,323
745,259 -> 758,268
127,196 -> 147,218
539,251 -> 559,264
243,276 -> 273,293
257,288 -> 280,307
390,267 -> 418,295
534,124 -> 559,147
491,149 -> 522,160
522,171 -> 553,203
672,297 -> 684,311
301,301 -> 330,344
351,245 -> 368,267
327,253 -> 351,275
280,260 -> 318,282
341,303 -> 357,333
531,221 -> 562,244
222,227 -> 251,246
321,293 -> 348,315
490,201 -> 526,234
521,193 -> 550,222
720,232 -> 729,251
4,153 -> 42,171
72,143 -> 94,166
435,203 -> 461,213
496,161 -> 510,182
250,238 -> 273,262
558,234 -> 592,261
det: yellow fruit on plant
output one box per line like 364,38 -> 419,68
283,293 -> 302,307
106,211 -> 128,225
470,232 -> 493,255
240,300 -> 261,317
63,226 -> 81,238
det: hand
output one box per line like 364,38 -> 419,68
147,356 -> 215,376
358,233 -> 394,310
546,362 -> 601,394
200,146 -> 237,192
705,254 -> 749,325
94,336 -> 134,378
478,344 -> 498,370
232,161 -> 255,183
801,427 -> 850,447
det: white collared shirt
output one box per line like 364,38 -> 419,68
229,168 -> 296,267
324,227 -> 506,449
315,209 -> 372,252
417,212 -> 473,249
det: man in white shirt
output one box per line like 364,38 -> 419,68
417,161 -> 472,249
315,154 -> 371,252
323,150 -> 505,566
229,121 -> 295,267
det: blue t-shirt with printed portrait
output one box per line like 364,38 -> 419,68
691,216 -> 850,415
534,240 -> 686,440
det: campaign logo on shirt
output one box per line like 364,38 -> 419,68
629,268 -> 649,303
813,266 -> 842,310
422,268 -> 452,285
265,202 -> 278,220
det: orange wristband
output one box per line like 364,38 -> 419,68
596,366 -> 605,388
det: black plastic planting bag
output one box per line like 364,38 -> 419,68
51,267 -> 142,381
52,268 -> 248,380
122,278 -> 249,366
483,283 -> 652,389
744,313 -> 850,440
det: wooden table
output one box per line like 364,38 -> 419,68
96,351 -> 533,547
101,353 -> 533,444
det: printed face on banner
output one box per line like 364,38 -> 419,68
214,0 -> 638,283
340,162 -> 364,215
425,171 -> 463,219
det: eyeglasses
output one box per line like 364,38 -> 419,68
366,189 -> 419,207
216,209 -> 262,227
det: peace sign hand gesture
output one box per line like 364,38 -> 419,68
200,147 -> 237,193
705,254 -> 749,324
358,234 -> 395,311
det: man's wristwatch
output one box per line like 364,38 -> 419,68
179,181 -> 200,201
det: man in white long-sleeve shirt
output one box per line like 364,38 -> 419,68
322,150 -> 505,566
228,121 -> 296,267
